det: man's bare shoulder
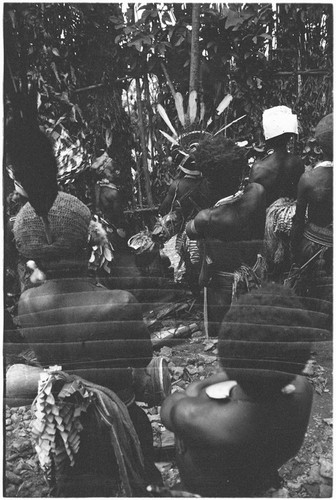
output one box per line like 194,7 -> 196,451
100,184 -> 120,199
299,166 -> 332,186
246,182 -> 266,194
250,154 -> 274,172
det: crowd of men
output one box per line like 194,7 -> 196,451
4,104 -> 333,497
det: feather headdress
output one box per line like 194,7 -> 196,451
157,85 -> 246,171
5,84 -> 58,244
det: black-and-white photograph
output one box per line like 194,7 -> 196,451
3,3 -> 332,498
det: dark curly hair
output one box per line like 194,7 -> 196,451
218,283 -> 331,395
193,136 -> 247,202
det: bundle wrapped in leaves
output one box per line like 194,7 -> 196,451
128,229 -> 156,256
88,216 -> 114,274
31,370 -> 93,484
152,211 -> 184,243
31,370 -> 146,496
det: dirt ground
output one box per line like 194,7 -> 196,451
4,306 -> 333,498
4,238 -> 333,497
148,301 -> 333,498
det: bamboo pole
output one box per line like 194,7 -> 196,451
273,70 -> 331,76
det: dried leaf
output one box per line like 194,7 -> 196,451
32,419 -> 46,434
60,431 -> 69,444
40,440 -> 51,452
55,415 -> 63,426
46,393 -> 55,405
45,424 -> 56,435
73,407 -> 83,418
34,410 -> 45,420
58,381 -> 78,398
51,405 -> 60,416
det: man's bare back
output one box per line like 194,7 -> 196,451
250,150 -> 304,206
297,166 -> 332,227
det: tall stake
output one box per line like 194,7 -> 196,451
135,78 -> 153,207
189,4 -> 201,96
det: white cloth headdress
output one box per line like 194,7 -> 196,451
263,106 -> 298,140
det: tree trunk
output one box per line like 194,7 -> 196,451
189,3 -> 201,96
135,78 -> 153,207
143,71 -> 155,182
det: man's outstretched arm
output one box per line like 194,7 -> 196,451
185,209 -> 210,240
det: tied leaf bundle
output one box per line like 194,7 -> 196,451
128,228 -> 156,256
88,217 -> 114,274
152,211 -> 183,243
31,371 -> 93,485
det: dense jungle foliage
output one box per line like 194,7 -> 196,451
3,3 -> 333,211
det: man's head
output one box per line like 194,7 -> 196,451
13,192 -> 91,272
262,106 -> 298,144
194,136 -> 247,200
218,283 -> 330,394
171,148 -> 201,177
315,113 -> 333,160
171,130 -> 212,177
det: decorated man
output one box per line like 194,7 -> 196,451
250,106 -> 305,279
94,157 -> 128,246
250,105 -> 304,207
186,136 -> 266,337
156,132 -> 212,292
12,191 -> 163,495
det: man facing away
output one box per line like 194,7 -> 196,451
250,106 -> 305,279
186,136 -> 266,337
250,105 -> 304,207
12,191 -> 162,496
291,113 -> 333,300
161,283 -> 331,497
